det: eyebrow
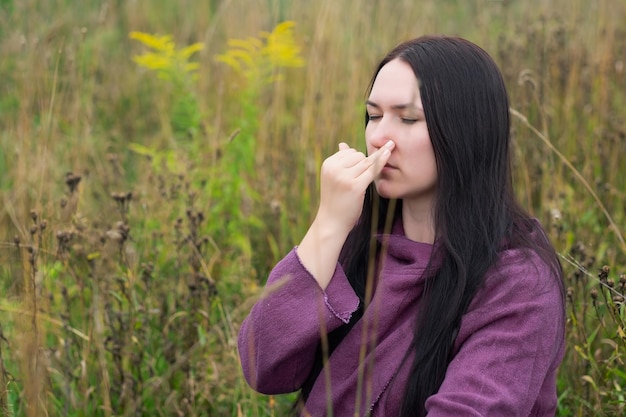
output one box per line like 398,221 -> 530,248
365,100 -> 423,112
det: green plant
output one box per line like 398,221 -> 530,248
207,21 -> 305,263
130,31 -> 204,140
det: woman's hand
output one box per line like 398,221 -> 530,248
316,141 -> 395,236
296,140 -> 394,289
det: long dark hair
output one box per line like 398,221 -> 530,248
338,36 -> 562,416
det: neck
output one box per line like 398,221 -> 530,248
401,199 -> 435,243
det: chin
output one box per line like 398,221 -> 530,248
373,183 -> 397,200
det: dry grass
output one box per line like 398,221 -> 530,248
1,0 -> 625,415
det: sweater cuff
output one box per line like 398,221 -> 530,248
291,247 -> 360,324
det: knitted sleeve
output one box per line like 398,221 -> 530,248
238,248 -> 360,394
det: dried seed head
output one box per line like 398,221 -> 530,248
607,279 -> 615,288
13,235 -> 20,246
65,172 -> 82,193
56,230 -> 71,243
106,222 -> 130,244
117,222 -> 130,236
30,225 -> 38,235
270,199 -> 281,215
571,241 -> 585,257
40,219 -> 47,231
566,287 -> 574,300
141,262 -> 154,279
590,288 -> 598,300
30,210 -> 38,222
619,274 -> 626,285
60,197 -> 67,208
599,265 -> 610,282
613,295 -> 625,305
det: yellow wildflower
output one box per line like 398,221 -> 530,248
215,20 -> 304,86
129,31 -> 204,78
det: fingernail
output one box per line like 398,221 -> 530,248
385,140 -> 394,148
383,149 -> 390,156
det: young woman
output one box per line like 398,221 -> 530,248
238,35 -> 565,416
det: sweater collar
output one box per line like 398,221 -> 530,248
375,217 -> 442,271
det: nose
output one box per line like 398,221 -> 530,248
366,116 -> 393,151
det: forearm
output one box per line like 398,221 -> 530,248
296,215 -> 351,290
296,140 -> 393,290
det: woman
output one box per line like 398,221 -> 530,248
238,35 -> 565,416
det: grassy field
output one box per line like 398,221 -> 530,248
0,0 -> 625,415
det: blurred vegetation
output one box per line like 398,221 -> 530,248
0,0 -> 624,415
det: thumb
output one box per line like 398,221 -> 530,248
338,142 -> 350,151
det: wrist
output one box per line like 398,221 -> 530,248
312,211 -> 354,241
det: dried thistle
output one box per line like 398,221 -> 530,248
106,222 -> 130,245
599,265 -> 610,283
111,191 -> 133,220
56,230 -> 74,257
65,172 -> 82,194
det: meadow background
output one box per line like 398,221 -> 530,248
0,0 -> 625,415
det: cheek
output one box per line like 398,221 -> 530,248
424,147 -> 437,170
426,150 -> 438,179
413,136 -> 437,171
418,130 -> 434,158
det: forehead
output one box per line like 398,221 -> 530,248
368,58 -> 421,104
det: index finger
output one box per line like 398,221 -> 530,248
365,140 -> 394,164
352,140 -> 395,178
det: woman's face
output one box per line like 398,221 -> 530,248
365,58 -> 438,206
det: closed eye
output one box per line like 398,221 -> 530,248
367,114 -> 382,122
401,118 -> 418,124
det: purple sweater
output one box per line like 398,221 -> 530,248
239,223 -> 565,416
